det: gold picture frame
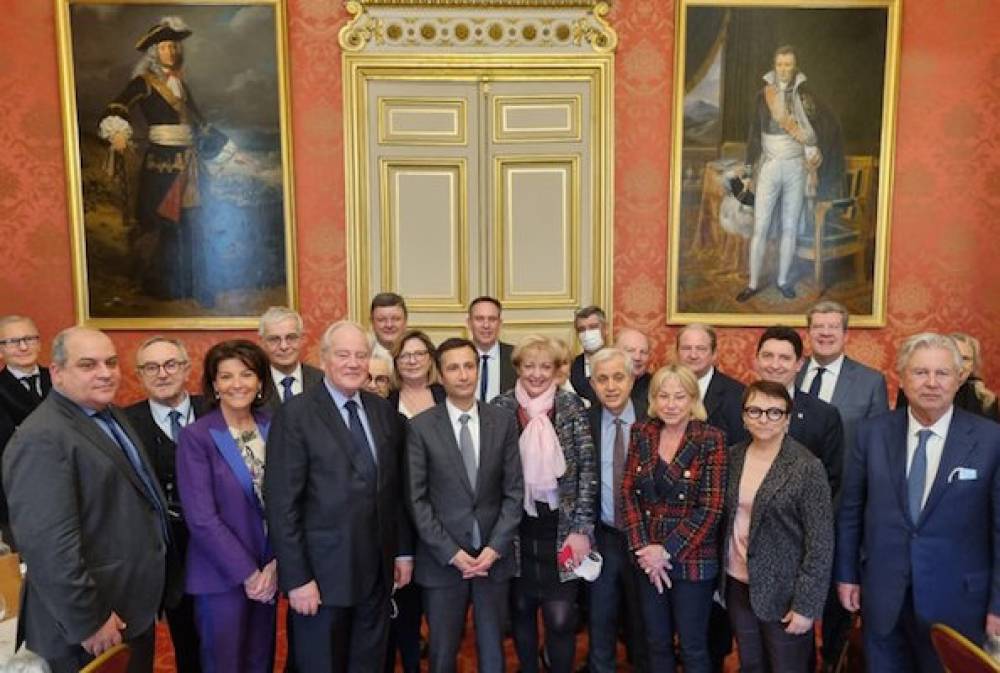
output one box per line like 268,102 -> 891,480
666,0 -> 901,328
56,0 -> 297,329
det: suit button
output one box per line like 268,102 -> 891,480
678,493 -> 685,501
645,510 -> 651,517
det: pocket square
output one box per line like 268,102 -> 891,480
948,467 -> 978,483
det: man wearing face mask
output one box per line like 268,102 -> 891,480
736,45 -> 843,302
570,306 -> 608,407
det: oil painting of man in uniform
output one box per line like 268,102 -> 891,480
669,4 -> 896,325
62,4 -> 293,323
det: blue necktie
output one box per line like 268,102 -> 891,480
281,376 -> 295,403
479,354 -> 490,401
94,410 -> 171,542
168,409 -> 183,443
808,366 -> 826,399
907,429 -> 933,524
344,399 -> 377,476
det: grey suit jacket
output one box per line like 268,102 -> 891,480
264,362 -> 324,414
406,401 -> 524,587
3,391 -> 170,658
720,437 -> 834,621
797,355 -> 888,466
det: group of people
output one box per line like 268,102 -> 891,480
0,296 -> 997,673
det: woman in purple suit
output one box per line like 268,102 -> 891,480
177,339 -> 277,673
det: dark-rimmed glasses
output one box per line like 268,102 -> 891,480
0,335 -> 40,348
138,360 -> 189,376
743,406 -> 788,421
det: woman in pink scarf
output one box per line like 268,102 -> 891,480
492,334 -> 597,673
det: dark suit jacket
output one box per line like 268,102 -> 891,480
588,400 -> 648,528
498,342 -> 517,397
720,437 -> 833,621
629,373 -> 651,417
704,369 -> 749,446
265,384 -> 412,606
406,401 -> 524,587
836,408 -> 1000,641
0,366 -> 52,523
570,354 -> 599,407
388,383 -> 446,413
263,362 -> 323,415
2,391 -> 170,659
789,391 -> 844,496
796,356 -> 889,465
177,409 -> 273,595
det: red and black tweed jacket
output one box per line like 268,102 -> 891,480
620,418 -> 727,582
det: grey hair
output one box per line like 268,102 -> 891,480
589,347 -> 634,378
0,315 -> 37,333
135,335 -> 189,365
258,306 -> 304,336
806,300 -> 850,329
896,332 -> 963,376
319,320 -> 369,355
51,326 -> 107,367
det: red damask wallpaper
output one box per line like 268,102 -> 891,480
0,0 -> 998,404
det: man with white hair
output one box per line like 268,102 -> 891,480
258,306 -> 323,413
836,332 -> 1000,672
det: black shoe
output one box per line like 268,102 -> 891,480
778,283 -> 796,299
735,286 -> 760,302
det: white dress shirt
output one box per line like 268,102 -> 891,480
906,405 -> 954,508
697,367 -> 715,403
800,354 -> 844,403
148,395 -> 194,440
476,342 -> 501,402
271,363 -> 304,400
446,398 -> 480,467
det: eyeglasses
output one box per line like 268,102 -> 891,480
743,406 -> 788,421
263,333 -> 302,347
0,335 -> 40,348
369,374 -> 391,385
138,359 -> 189,376
397,350 -> 429,363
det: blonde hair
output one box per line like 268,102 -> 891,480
512,334 -> 565,368
647,364 -> 708,421
950,332 -> 996,409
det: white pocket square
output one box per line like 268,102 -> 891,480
948,467 -> 978,482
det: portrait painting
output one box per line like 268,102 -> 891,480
56,0 -> 296,329
667,0 -> 901,327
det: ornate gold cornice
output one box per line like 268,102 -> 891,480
358,0 -> 602,6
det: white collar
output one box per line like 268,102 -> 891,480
148,394 -> 192,425
271,362 -> 303,385
477,342 -> 500,359
697,366 -> 715,388
809,354 -> 844,376
446,398 -> 479,425
6,364 -> 40,379
907,405 -> 954,438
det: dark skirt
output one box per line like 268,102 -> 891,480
516,501 -> 577,601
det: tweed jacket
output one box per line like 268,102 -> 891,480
721,436 -> 833,621
621,418 -> 727,581
492,388 -> 598,581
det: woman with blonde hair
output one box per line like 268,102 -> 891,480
620,363 -> 727,673
492,334 -> 597,673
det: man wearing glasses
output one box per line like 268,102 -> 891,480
0,314 -> 51,547
258,307 -> 323,414
124,336 -> 206,673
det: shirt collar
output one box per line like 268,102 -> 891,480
809,354 -> 844,376
477,342 -> 500,359
271,363 -> 303,385
148,394 -> 191,424
907,405 -> 954,439
324,379 -> 362,409
602,398 -> 635,426
697,367 -> 715,388
6,364 -> 40,379
446,398 -> 479,425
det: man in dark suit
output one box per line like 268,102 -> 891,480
795,301 -> 888,671
406,337 -> 523,673
124,336 -> 207,673
265,320 -> 413,672
586,347 -> 648,673
676,323 -> 748,446
467,296 -> 516,402
570,305 -> 608,407
258,306 -> 323,414
755,326 -> 844,495
0,314 -> 52,545
836,332 -> 1000,672
615,328 -> 652,413
3,327 -> 173,673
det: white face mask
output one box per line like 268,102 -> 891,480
579,328 -> 604,353
573,551 -> 604,582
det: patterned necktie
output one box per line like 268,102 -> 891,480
93,410 -> 170,542
907,429 -> 933,524
459,413 -> 481,549
281,376 -> 295,403
613,418 -> 626,528
344,400 -> 377,475
479,354 -> 490,401
20,374 -> 39,398
808,367 -> 826,399
168,409 -> 183,443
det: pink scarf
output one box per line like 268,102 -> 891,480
515,380 -> 566,516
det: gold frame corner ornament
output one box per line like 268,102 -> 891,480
339,1 -> 385,52
573,2 -> 617,54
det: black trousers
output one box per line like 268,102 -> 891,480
292,580 -> 390,673
726,579 -> 813,673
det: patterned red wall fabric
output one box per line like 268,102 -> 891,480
0,0 -> 998,404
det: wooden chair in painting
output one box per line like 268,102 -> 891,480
796,155 -> 876,290
931,623 -> 1000,673
79,643 -> 131,673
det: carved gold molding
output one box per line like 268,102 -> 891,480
359,0 -> 602,6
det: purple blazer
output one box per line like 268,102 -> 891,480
176,408 -> 273,595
